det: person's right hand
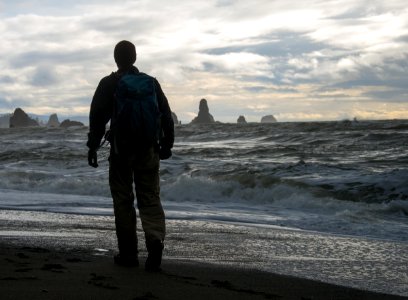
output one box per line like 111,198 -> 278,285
88,150 -> 98,168
159,147 -> 172,160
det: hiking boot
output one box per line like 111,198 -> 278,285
114,254 -> 139,267
145,240 -> 164,272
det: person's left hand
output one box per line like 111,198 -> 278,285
159,147 -> 172,160
88,150 -> 98,168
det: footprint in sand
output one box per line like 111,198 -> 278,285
88,273 -> 119,290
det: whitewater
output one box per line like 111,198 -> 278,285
0,120 -> 407,242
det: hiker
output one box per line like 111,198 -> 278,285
87,40 -> 174,271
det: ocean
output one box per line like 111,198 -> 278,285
1,120 -> 408,295
0,120 -> 407,242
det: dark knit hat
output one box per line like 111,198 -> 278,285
114,40 -> 136,68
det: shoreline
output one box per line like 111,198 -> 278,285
0,244 -> 405,300
0,209 -> 407,298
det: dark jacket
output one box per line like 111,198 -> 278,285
87,66 -> 174,152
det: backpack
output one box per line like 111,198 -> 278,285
110,71 -> 161,155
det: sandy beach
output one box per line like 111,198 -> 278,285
1,209 -> 407,300
1,244 -> 406,300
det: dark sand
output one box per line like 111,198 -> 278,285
0,210 -> 407,299
0,244 -> 405,300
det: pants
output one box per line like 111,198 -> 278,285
109,147 -> 165,256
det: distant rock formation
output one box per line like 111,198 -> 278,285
0,114 -> 11,128
47,113 -> 60,127
9,108 -> 39,128
191,98 -> 215,124
260,115 -> 277,123
237,115 -> 247,124
60,119 -> 84,128
171,111 -> 179,125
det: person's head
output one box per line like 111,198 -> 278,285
114,40 -> 136,69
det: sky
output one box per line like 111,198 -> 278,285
0,0 -> 407,123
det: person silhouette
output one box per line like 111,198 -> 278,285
87,40 -> 174,271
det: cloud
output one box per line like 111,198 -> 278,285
0,0 -> 407,122
9,49 -> 102,68
0,96 -> 31,112
30,65 -> 59,86
0,75 -> 14,84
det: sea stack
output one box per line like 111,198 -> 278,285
237,115 -> 247,124
260,115 -> 277,123
60,119 -> 84,128
191,98 -> 215,124
46,113 -> 60,127
9,108 -> 39,128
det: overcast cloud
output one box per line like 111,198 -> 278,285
0,0 -> 407,122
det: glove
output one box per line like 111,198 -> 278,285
159,147 -> 172,160
88,150 -> 98,168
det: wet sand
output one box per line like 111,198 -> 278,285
0,244 -> 405,300
0,209 -> 407,299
